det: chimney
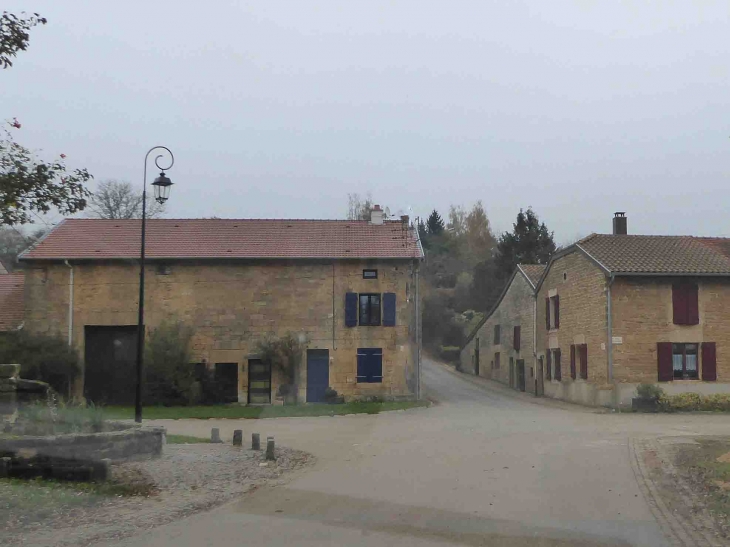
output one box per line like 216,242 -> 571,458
613,212 -> 627,235
370,204 -> 384,225
400,214 -> 409,225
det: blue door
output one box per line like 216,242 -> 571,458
306,349 -> 329,402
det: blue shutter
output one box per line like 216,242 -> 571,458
345,292 -> 357,327
357,348 -> 383,383
383,293 -> 396,326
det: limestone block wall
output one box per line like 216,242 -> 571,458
536,251 -> 611,406
23,259 -> 419,402
460,272 -> 536,391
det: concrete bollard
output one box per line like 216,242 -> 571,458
0,457 -> 10,478
211,428 -> 222,443
252,433 -> 260,451
233,429 -> 243,446
266,436 -> 276,461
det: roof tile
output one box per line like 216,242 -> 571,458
20,219 -> 423,261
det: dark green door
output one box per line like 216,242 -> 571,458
248,359 -> 271,404
517,359 -> 526,392
84,325 -> 138,404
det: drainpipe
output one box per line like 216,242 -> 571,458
606,273 -> 615,383
415,261 -> 421,400
64,260 -> 74,347
533,294 -> 537,395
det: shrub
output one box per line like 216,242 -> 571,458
658,392 -> 703,412
440,346 -> 461,364
0,331 -> 80,395
636,383 -> 664,402
143,320 -> 196,406
256,333 -> 308,403
323,387 -> 343,404
700,394 -> 730,411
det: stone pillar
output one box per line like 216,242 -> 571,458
252,433 -> 260,450
233,429 -> 243,446
266,436 -> 276,461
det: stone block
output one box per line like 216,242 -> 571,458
0,365 -> 20,379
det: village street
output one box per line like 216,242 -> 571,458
103,360 -> 729,547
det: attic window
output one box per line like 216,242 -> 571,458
363,269 -> 378,279
156,264 -> 172,276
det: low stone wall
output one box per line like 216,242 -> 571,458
0,423 -> 166,463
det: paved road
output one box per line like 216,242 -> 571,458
104,359 -> 729,547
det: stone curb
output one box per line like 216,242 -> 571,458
629,437 -> 725,547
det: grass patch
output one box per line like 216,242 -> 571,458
0,476 -> 143,528
166,434 -> 210,444
102,400 -> 430,420
676,438 -> 730,530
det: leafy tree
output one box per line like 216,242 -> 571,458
0,330 -> 80,396
1,11 -> 47,69
0,226 -> 44,271
88,179 -> 165,219
496,208 -> 556,276
464,200 -> 496,262
426,209 -> 444,235
470,258 -> 504,313
256,333 -> 308,403
447,205 -> 466,237
1,13 -> 92,226
144,320 -> 197,405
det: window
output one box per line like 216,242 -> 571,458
155,263 -> 172,275
513,326 -> 521,351
363,269 -> 378,279
494,325 -> 501,345
545,295 -> 560,330
494,352 -> 500,369
672,283 -> 699,325
579,344 -> 588,380
553,348 -> 562,381
570,345 -> 576,380
359,294 -> 381,326
357,348 -> 382,383
546,351 -> 552,379
672,343 -> 699,380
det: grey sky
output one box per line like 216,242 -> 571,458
4,1 -> 729,242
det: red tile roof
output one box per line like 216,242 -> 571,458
19,219 -> 423,261
0,273 -> 24,331
577,234 -> 730,274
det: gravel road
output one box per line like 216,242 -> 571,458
0,443 -> 313,547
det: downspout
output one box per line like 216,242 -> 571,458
332,262 -> 336,350
533,294 -> 537,395
64,260 -> 74,347
606,273 -> 615,384
415,261 -> 421,400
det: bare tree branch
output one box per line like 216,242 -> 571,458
88,179 -> 165,220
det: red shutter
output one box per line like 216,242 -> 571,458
579,344 -> 588,379
687,284 -> 699,325
554,295 -> 560,329
514,326 -> 521,351
545,297 -> 550,330
554,348 -> 562,380
657,342 -> 673,382
702,342 -> 717,381
570,344 -> 576,380
546,349 -> 552,379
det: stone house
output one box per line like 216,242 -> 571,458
536,213 -> 730,407
18,211 -> 423,404
460,264 -> 544,393
0,272 -> 24,333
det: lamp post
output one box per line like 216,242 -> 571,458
135,146 -> 174,423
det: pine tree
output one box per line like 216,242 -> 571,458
426,209 -> 445,235
496,208 -> 556,276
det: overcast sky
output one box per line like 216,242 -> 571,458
4,1 -> 729,243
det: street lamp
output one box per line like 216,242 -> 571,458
135,146 -> 174,423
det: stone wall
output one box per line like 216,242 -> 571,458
536,251 -> 612,406
610,276 -> 730,405
460,271 -> 536,392
0,424 -> 165,463
23,259 -> 419,402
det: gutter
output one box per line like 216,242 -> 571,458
64,260 -> 74,346
606,272 -> 615,384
